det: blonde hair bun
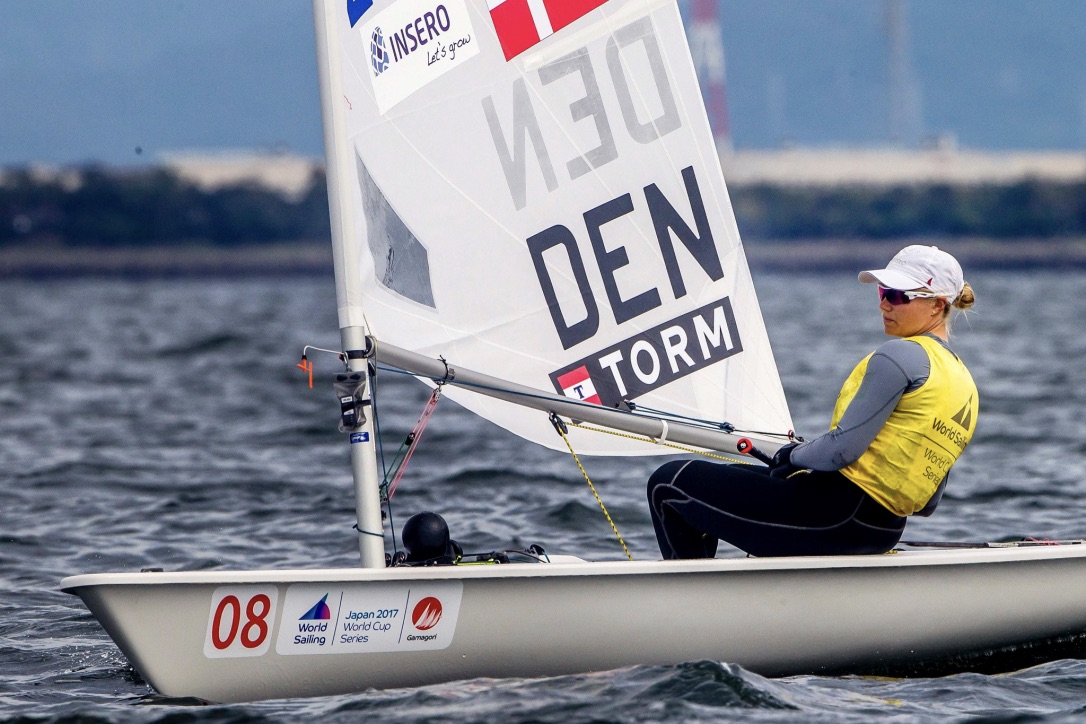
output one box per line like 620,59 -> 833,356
953,281 -> 975,310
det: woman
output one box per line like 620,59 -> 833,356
647,245 -> 978,558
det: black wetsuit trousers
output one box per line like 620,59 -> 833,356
646,460 -> 907,558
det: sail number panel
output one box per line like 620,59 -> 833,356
203,582 -> 464,658
203,585 -> 279,659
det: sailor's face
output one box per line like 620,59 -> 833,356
879,290 -> 942,337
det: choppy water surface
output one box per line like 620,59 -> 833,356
3,269 -> 1086,721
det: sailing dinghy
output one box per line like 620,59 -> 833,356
62,0 -> 1086,703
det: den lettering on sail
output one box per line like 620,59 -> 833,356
481,15 -> 740,406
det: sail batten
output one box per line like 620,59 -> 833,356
317,0 -> 792,454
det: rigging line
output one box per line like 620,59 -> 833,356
371,360 -> 389,481
567,420 -> 755,465
363,358 -> 401,559
623,401 -> 735,431
387,387 -> 443,500
377,421 -> 429,497
370,365 -> 392,551
363,361 -> 400,557
379,441 -> 411,498
385,495 -> 399,560
624,402 -> 797,440
549,413 -> 634,561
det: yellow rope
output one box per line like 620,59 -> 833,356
551,416 -> 633,561
550,414 -> 773,561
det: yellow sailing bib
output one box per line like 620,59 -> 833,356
830,335 -> 978,516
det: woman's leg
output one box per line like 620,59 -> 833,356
647,460 -> 905,558
647,460 -> 718,559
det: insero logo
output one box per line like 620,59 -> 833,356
411,597 -> 443,630
370,27 -> 389,75
359,0 -> 479,114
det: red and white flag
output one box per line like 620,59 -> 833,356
487,0 -> 610,60
556,365 -> 602,405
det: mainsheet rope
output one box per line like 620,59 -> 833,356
549,413 -> 634,561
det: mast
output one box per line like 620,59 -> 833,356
312,0 -> 385,568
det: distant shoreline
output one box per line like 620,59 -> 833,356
1,238 -> 1084,278
0,243 -> 334,279
746,238 -> 1086,272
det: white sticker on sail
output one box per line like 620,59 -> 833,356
203,585 -> 279,659
359,0 -> 480,113
275,582 -> 463,655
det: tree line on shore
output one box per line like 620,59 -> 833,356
2,165 -> 1086,247
0,166 -> 330,248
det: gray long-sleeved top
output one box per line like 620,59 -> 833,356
789,335 -> 950,472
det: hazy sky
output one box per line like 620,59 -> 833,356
2,0 -> 320,166
2,0 -> 1084,167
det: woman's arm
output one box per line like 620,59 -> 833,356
790,339 -> 930,471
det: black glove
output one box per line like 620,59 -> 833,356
767,442 -> 802,479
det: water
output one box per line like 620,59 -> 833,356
3,269 -> 1086,721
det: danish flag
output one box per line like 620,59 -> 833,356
487,0 -> 610,60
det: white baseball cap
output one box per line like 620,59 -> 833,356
858,245 -> 964,300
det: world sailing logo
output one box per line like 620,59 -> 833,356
294,593 -> 332,646
299,594 -> 333,621
411,597 -> 443,630
370,27 -> 390,76
951,396 -> 974,431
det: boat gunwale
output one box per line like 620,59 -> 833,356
59,543 -> 1086,592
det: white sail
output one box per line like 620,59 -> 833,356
320,0 -> 791,453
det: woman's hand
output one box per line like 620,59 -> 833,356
768,442 -> 801,478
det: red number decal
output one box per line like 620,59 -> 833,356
240,594 -> 271,648
211,595 -> 241,650
211,593 -> 270,650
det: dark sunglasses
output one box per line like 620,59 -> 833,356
878,286 -> 937,305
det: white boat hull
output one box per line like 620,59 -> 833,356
62,546 -> 1086,704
